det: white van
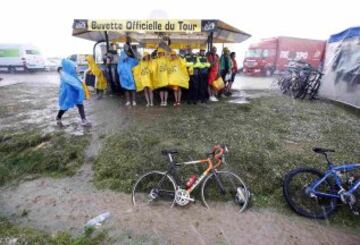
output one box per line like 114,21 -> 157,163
0,44 -> 45,72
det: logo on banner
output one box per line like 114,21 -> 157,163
73,19 -> 87,30
202,20 -> 217,32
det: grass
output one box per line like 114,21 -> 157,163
0,216 -> 109,245
0,215 -> 162,244
0,82 -> 90,185
0,130 -> 90,185
94,94 -> 360,227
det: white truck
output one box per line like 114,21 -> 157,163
0,44 -> 45,72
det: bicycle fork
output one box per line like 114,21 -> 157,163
213,170 -> 226,195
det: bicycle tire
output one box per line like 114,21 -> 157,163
300,84 -> 309,100
278,77 -> 286,92
283,167 -> 337,219
280,78 -> 292,94
201,171 -> 250,212
309,80 -> 321,100
299,72 -> 318,100
291,79 -> 304,98
132,171 -> 177,208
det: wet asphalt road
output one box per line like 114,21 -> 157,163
0,72 -> 273,89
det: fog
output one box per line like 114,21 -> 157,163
0,0 -> 359,60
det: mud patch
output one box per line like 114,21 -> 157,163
1,176 -> 359,245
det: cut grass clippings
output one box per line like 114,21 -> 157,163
94,95 -> 360,228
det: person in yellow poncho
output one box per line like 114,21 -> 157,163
133,52 -> 154,107
85,55 -> 107,99
151,48 -> 169,106
168,50 -> 189,106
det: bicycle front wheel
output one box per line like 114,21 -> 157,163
283,167 -> 337,219
132,171 -> 177,208
291,79 -> 305,98
201,171 -> 250,212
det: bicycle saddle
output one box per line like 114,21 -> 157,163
312,147 -> 335,154
161,149 -> 178,155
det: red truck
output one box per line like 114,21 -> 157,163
243,36 -> 326,76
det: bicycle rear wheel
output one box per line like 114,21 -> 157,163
309,80 -> 321,100
201,171 -> 250,212
132,171 -> 177,208
279,77 -> 289,93
283,167 -> 337,219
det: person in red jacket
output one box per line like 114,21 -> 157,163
225,52 -> 238,96
207,46 -> 220,101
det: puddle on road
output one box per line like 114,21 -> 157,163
228,90 -> 250,104
228,89 -> 278,104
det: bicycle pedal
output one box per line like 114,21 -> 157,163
187,197 -> 195,202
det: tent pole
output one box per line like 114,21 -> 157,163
208,32 -> 214,52
93,40 -> 103,59
104,31 -> 115,92
207,34 -> 210,52
104,31 -> 110,52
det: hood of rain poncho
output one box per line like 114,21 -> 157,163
59,59 -> 85,110
117,51 -> 138,90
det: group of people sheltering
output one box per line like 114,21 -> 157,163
95,44 -> 238,107
55,44 -> 238,127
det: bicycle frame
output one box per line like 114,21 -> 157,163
162,146 -> 226,194
309,163 -> 360,199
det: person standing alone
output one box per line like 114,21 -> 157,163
56,59 -> 91,127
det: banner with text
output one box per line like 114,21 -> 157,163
86,20 -> 202,33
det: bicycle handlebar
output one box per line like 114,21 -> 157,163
211,145 -> 226,168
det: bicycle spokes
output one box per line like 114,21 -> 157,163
132,171 -> 176,208
202,171 -> 249,212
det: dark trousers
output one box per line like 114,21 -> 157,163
57,104 -> 85,120
187,75 -> 199,102
218,69 -> 228,95
105,64 -> 121,93
199,69 -> 209,101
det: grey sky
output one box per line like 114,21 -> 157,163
1,0 -> 359,58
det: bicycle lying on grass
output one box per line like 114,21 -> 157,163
283,147 -> 360,219
132,144 -> 250,212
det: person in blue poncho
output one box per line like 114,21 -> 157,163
56,59 -> 91,127
117,51 -> 139,106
